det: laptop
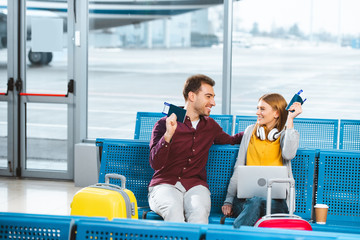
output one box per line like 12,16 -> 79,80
237,166 -> 288,199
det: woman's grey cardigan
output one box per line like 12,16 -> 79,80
224,124 -> 300,208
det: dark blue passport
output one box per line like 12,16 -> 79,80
162,102 -> 187,123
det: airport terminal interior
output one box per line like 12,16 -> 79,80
0,0 -> 360,238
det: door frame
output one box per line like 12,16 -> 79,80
0,0 -> 88,179
0,0 -> 93,179
0,0 -> 16,176
16,0 -> 77,179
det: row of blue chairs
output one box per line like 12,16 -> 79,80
134,112 -> 360,150
1,212 -> 360,240
96,138 -> 360,226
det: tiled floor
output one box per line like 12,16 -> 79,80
0,177 -> 82,215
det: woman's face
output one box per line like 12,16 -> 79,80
256,100 -> 279,129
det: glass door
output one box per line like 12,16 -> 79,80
18,0 -> 75,179
0,0 -> 14,176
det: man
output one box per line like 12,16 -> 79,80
148,74 -> 243,224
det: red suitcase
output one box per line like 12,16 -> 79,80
254,178 -> 312,231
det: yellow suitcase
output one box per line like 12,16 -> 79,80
70,174 -> 138,220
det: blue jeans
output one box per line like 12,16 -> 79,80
232,196 -> 288,228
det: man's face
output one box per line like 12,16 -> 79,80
192,83 -> 216,116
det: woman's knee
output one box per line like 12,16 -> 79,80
247,196 -> 265,207
232,198 -> 246,216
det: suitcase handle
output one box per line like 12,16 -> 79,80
266,178 -> 295,216
105,173 -> 126,188
268,178 -> 295,186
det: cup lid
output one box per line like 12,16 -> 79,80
314,204 -> 328,208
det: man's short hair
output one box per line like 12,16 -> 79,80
183,74 -> 215,101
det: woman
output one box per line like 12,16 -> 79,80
221,93 -> 302,228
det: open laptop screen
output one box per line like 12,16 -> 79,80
237,166 -> 288,199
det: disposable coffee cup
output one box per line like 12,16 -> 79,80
314,204 -> 329,224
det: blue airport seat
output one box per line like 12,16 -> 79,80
95,138 -> 106,147
210,114 -> 233,135
291,148 -> 317,219
206,144 -> 239,214
207,226 -> 337,240
234,115 -> 257,133
225,225 -> 360,240
98,139 -> 153,208
293,118 -> 338,149
311,223 -> 360,235
2,212 -> 360,240
339,119 -> 360,150
112,218 -> 234,235
235,116 -> 339,149
317,149 -> 360,226
134,112 -> 163,140
75,218 -> 202,240
206,228 -> 286,240
0,212 -> 73,240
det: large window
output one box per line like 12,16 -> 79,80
88,1 -> 224,139
231,0 -> 360,119
87,0 -> 360,141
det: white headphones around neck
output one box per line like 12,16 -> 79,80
256,125 -> 281,141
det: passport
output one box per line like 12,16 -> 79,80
286,89 -> 307,112
162,102 -> 187,123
